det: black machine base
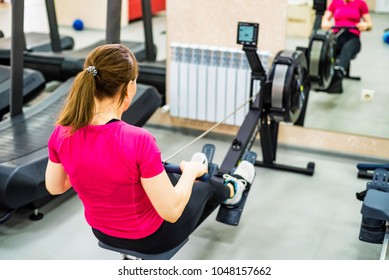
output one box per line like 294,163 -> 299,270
255,161 -> 315,176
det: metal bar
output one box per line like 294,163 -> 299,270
106,0 -> 121,44
313,0 -> 327,31
10,0 -> 25,117
243,47 -> 266,76
218,98 -> 262,175
141,0 -> 156,61
45,0 -> 61,52
259,118 -> 277,164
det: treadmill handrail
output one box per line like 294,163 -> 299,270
45,0 -> 62,53
141,0 -> 157,61
106,0 -> 122,44
10,0 -> 25,117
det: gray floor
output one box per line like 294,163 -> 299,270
0,1 -> 388,260
0,127 -> 383,260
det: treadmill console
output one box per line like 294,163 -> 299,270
237,22 -> 259,48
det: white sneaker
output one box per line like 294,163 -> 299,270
191,152 -> 208,166
223,160 -> 255,206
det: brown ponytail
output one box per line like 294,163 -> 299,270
56,44 -> 138,134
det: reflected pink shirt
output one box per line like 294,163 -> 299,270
48,121 -> 164,239
329,0 -> 369,36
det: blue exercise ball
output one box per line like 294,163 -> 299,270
72,19 -> 84,31
384,31 -> 389,45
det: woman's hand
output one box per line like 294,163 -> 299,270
180,160 -> 208,178
321,19 -> 332,30
356,21 -> 370,32
321,10 -> 333,30
142,159 -> 208,223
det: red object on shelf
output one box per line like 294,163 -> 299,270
128,0 -> 166,21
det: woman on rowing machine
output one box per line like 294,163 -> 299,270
321,0 -> 372,93
45,44 -> 255,254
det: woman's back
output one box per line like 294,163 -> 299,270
48,121 -> 164,239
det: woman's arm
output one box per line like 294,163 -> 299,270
357,13 -> 373,31
321,10 -> 333,30
45,160 -> 72,195
141,160 -> 207,223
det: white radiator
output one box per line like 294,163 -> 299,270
169,43 -> 271,126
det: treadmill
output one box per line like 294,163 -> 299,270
0,65 -> 45,119
0,0 -> 74,65
0,0 -> 71,118
0,0 -> 161,224
20,0 -> 155,83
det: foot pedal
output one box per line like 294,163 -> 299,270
202,144 -> 216,164
202,144 -> 218,177
367,169 -> 389,192
216,151 -> 257,226
242,151 -> 257,164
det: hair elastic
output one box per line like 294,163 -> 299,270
86,65 -> 98,77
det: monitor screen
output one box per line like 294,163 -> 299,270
237,22 -> 259,47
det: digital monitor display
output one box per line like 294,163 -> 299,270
237,22 -> 259,47
239,26 -> 254,42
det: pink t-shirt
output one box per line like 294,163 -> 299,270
48,121 -> 165,239
328,0 -> 369,36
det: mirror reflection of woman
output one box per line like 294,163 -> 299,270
321,0 -> 373,93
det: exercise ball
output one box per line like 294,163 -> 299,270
72,19 -> 84,31
384,31 -> 389,45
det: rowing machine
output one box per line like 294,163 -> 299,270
98,21 -> 316,260
358,168 -> 389,259
221,22 -> 315,177
98,143 -> 256,259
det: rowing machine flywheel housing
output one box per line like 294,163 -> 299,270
267,50 -> 308,124
308,29 -> 335,90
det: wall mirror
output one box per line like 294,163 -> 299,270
286,7 -> 388,140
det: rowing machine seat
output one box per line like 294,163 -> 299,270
98,238 -> 188,260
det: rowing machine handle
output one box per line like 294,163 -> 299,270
331,26 -> 358,30
163,162 -> 211,182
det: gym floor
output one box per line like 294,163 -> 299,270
0,1 -> 388,260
